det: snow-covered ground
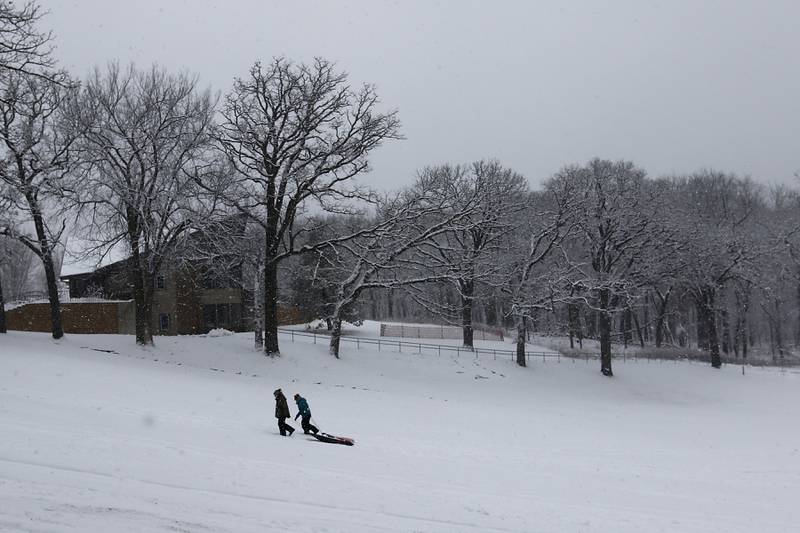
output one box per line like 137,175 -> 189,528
1,331 -> 798,532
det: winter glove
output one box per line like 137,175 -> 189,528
294,413 -> 299,421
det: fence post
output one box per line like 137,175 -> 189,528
457,346 -> 460,357
438,345 -> 441,357
399,341 -> 402,353
291,330 -> 294,342
357,338 -> 360,350
418,343 -> 421,354
493,349 -> 496,360
313,332 -> 316,344
378,339 -> 381,352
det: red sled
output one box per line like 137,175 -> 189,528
313,432 -> 355,446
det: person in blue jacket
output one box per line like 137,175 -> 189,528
293,393 -> 319,435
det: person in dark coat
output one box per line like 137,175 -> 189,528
274,388 -> 294,436
294,393 -> 319,434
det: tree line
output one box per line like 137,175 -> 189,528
1,2 -> 798,378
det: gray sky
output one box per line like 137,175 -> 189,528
46,0 -> 799,190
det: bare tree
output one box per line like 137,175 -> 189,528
0,1 -> 56,80
502,183 -> 574,367
669,171 -> 761,368
403,161 -> 528,349
321,174 -> 481,358
0,69 -> 78,338
72,63 -> 216,345
211,57 -> 401,356
555,159 -> 657,377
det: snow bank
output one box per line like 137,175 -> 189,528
205,328 -> 234,337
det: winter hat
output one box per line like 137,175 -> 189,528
273,388 -> 282,396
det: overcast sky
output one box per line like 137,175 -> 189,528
46,0 -> 799,190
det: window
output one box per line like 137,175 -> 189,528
156,275 -> 166,290
159,313 -> 170,332
202,303 -> 240,331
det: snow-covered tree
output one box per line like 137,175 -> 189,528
554,159 -> 658,377
321,174 -> 480,358
210,57 -> 401,356
72,63 -> 217,345
501,182 -> 575,367
668,171 -> 762,368
0,1 -> 55,81
0,68 -> 78,338
402,161 -> 528,348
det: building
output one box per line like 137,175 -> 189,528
60,258 -> 249,335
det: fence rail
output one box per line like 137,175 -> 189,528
278,328 -> 560,361
277,328 -> 800,368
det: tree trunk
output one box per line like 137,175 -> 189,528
514,313 -> 526,367
721,308 -> 730,355
773,299 -> 784,359
0,273 -> 6,333
696,287 -> 721,368
253,261 -> 263,349
708,304 -> 721,368
126,210 -> 152,346
735,287 -> 748,360
41,249 -> 63,339
696,303 -> 708,351
460,279 -> 474,349
30,198 -> 63,339
632,310 -> 645,348
329,315 -> 342,359
741,315 -> 748,360
130,249 -> 152,345
598,289 -> 613,377
263,259 -> 280,355
622,307 -> 633,348
567,302 -> 579,349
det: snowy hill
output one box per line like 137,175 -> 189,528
1,331 -> 798,532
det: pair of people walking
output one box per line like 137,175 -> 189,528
273,388 -> 319,436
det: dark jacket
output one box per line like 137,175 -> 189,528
274,391 -> 291,419
295,396 -> 311,418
